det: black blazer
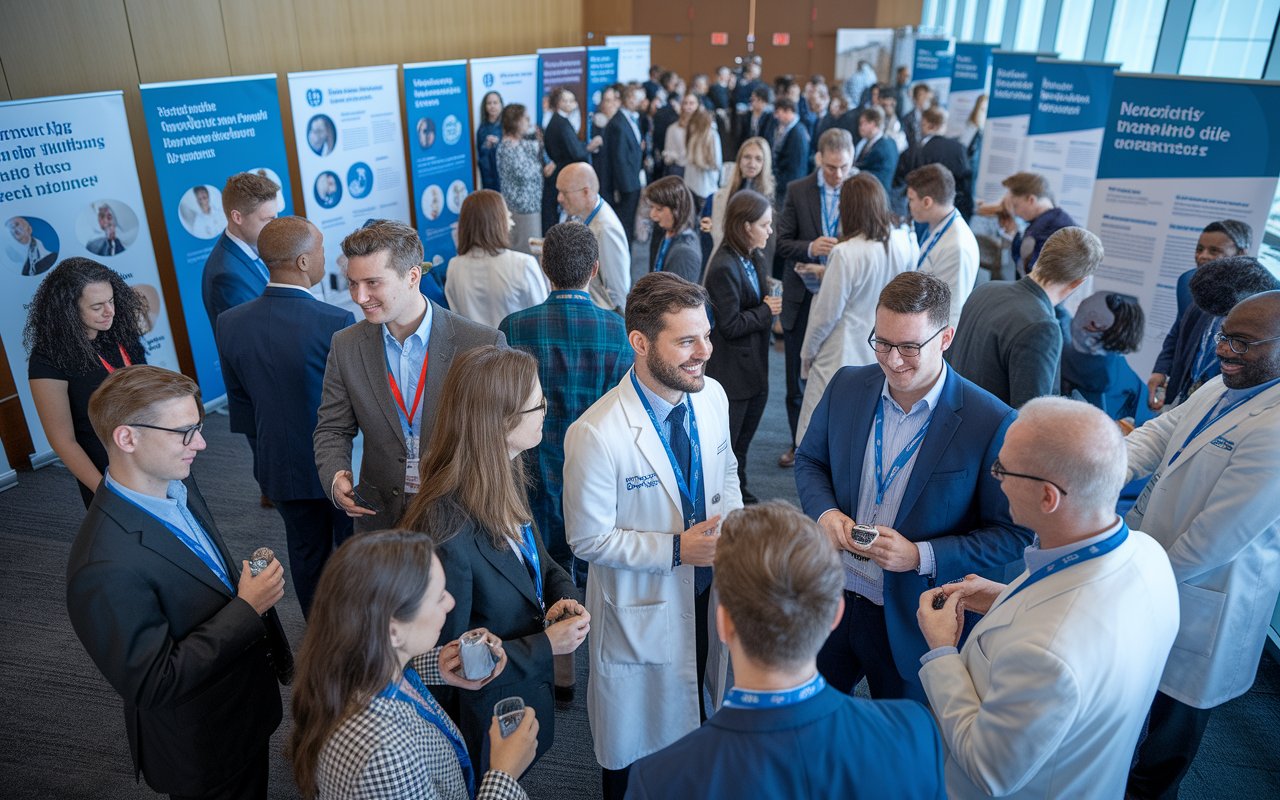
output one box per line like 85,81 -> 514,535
704,244 -> 773,400
648,227 -> 703,284
775,172 -> 825,330
893,135 -> 974,219
544,112 -> 588,183
602,111 -> 643,197
66,478 -> 286,796
429,511 -> 578,769
772,123 -> 812,204
653,104 -> 679,155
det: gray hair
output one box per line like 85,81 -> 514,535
1014,397 -> 1127,511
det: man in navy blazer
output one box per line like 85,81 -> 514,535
601,84 -> 646,246
770,97 -> 811,214
795,272 -> 1031,703
839,106 -> 898,194
625,501 -> 945,800
216,217 -> 355,617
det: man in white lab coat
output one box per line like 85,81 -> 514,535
564,271 -> 743,800
916,397 -> 1180,800
1125,290 -> 1280,800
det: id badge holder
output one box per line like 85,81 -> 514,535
843,551 -> 883,583
1132,467 -> 1161,518
404,435 -> 421,494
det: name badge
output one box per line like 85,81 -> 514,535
404,435 -> 421,494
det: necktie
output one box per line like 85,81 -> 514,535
668,404 -> 712,593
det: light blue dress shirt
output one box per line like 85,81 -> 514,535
382,301 -> 435,444
634,370 -> 692,443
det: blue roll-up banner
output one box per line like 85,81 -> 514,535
912,38 -> 956,107
403,60 -> 472,285
974,50 -> 1056,202
947,43 -> 995,137
1025,59 -> 1118,227
139,74 -> 293,401
587,47 -> 620,142
1,90 -> 181,464
1087,73 -> 1280,375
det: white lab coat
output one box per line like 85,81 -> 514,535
918,213 -> 980,330
796,227 -> 918,445
563,370 -> 743,769
921,530 -> 1179,800
444,248 -> 548,328
586,199 -> 632,313
1125,375 -> 1280,708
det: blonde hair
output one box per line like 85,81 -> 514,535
685,108 -> 717,172
728,137 -> 775,202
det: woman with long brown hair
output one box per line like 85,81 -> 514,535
399,345 -> 588,771
643,175 -> 704,283
290,528 -> 538,799
795,172 -> 918,444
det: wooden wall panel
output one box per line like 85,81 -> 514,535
221,0 -> 304,75
127,0 -> 233,83
689,0 -> 750,76
812,0 -> 880,35
754,2 -> 817,79
0,58 -> 11,101
585,0 -> 634,40
292,0 -> 361,71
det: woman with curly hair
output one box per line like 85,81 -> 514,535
25,257 -> 149,506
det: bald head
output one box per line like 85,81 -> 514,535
1004,397 -> 1127,514
257,216 -> 325,289
1218,289 -> 1280,389
556,162 -> 601,218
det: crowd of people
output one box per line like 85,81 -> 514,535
20,55 -> 1280,800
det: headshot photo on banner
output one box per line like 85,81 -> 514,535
946,42 -> 995,138
0,90 -> 180,465
911,38 -> 956,107
1087,72 -> 1280,376
586,47 -> 620,141
974,49 -> 1057,203
403,59 -> 473,283
538,46 -> 588,133
287,64 -> 410,315
469,53 -> 540,145
140,73 -> 294,401
605,35 -> 651,83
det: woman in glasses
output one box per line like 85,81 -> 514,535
399,346 -> 588,771
795,173 -> 918,446
25,257 -> 150,507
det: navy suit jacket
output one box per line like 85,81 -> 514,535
215,286 -> 355,501
602,112 -> 644,197
202,231 -> 267,331
855,135 -> 898,194
794,365 -> 1032,691
625,685 -> 946,799
772,122 -> 812,203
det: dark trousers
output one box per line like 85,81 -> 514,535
169,743 -> 268,800
817,590 -> 909,700
782,293 -> 813,442
1127,691 -> 1215,800
727,391 -> 769,501
273,497 -> 354,618
612,189 -> 641,246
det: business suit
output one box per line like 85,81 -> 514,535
542,112 -> 589,234
216,285 -> 356,616
739,111 -> 776,153
313,302 -> 506,533
602,111 -> 644,244
1152,303 -> 1217,408
776,172 -> 827,440
563,371 -> 743,769
920,529 -> 1179,799
854,135 -> 898,194
625,685 -> 946,800
771,122 -> 811,211
203,231 -> 269,451
893,135 -> 974,219
647,227 -> 702,284
795,365 -> 1032,698
66,478 -> 287,798
429,512 -> 577,770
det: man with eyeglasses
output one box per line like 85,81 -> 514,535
915,397 -> 1179,800
1124,289 -> 1280,800
795,271 -> 1032,702
67,365 -> 293,800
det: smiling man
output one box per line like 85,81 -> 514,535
794,271 -> 1032,703
563,271 -> 743,800
1124,289 -> 1280,800
313,220 -> 505,534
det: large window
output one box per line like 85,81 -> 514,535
960,0 -> 981,40
1054,0 -> 1096,60
1105,0 -> 1170,71
985,0 -> 1010,43
1013,0 -> 1048,49
1179,0 -> 1280,78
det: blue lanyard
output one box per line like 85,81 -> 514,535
1169,390 -> 1253,465
515,523 -> 543,604
820,185 -> 839,240
584,198 -> 603,227
1190,320 -> 1221,385
917,210 -> 958,269
873,397 -> 932,508
737,253 -> 760,298
379,669 -> 476,800
550,289 -> 592,303
654,235 -> 673,272
722,674 -> 826,709
994,524 -> 1130,610
107,485 -> 233,592
630,371 -> 703,524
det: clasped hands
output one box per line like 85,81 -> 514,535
438,628 -> 507,690
817,509 -> 920,572
915,574 -> 1006,650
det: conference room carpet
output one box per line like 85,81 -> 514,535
1,320 -> 1277,797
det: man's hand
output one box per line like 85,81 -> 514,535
864,525 -> 920,572
545,597 -> 586,624
238,558 -> 284,615
1147,373 -> 1166,411
942,574 -> 1007,616
542,161 -> 556,177
810,236 -> 838,257
439,629 -> 508,689
764,295 -> 783,315
976,200 -> 1003,217
817,509 -> 857,553
545,610 -> 591,655
917,587 -> 965,650
333,471 -> 377,518
484,134 -> 499,148
699,216 -> 713,233
677,515 -> 722,567
587,135 -> 603,153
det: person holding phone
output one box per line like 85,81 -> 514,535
291,528 -> 538,800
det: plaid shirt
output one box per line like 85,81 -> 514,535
500,290 -> 634,563
316,650 -> 526,800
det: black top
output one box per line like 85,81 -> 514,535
648,227 -> 704,284
705,244 -> 773,400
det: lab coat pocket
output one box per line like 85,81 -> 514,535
1172,582 -> 1226,658
601,594 -> 671,666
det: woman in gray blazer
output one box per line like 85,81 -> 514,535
644,175 -> 705,283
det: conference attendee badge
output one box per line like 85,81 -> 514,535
843,551 -> 882,583
405,434 -> 421,494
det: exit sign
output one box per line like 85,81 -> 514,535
772,32 -> 790,46
711,32 -> 728,45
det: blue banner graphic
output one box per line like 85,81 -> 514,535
912,39 -> 956,106
586,48 -> 619,141
947,43 -> 996,137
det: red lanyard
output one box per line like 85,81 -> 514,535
99,344 -> 132,373
387,350 -> 430,435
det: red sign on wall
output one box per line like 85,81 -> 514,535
772,33 -> 790,46
711,32 -> 728,46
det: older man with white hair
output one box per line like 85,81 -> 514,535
916,397 -> 1180,800
557,162 -> 631,313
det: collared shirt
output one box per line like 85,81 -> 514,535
382,301 -> 435,441
265,281 -> 313,295
807,172 -> 843,259
621,109 -> 643,145
1206,373 -> 1280,417
635,372 -> 692,443
920,517 -> 1126,665
226,228 -> 259,259
843,363 -> 950,603
104,470 -> 230,589
774,116 -> 797,148
854,132 -> 882,162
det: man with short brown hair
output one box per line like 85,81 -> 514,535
201,172 -> 280,329
995,171 -> 1075,277
905,164 -> 978,327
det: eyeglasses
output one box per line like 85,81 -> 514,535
867,326 -> 947,358
520,400 -> 548,416
1213,331 -> 1280,355
990,456 -> 1068,495
126,421 -> 204,446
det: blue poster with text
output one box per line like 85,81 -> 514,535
140,74 -> 294,400
587,47 -> 619,141
947,42 -> 995,137
404,60 -> 473,286
912,39 -> 956,106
